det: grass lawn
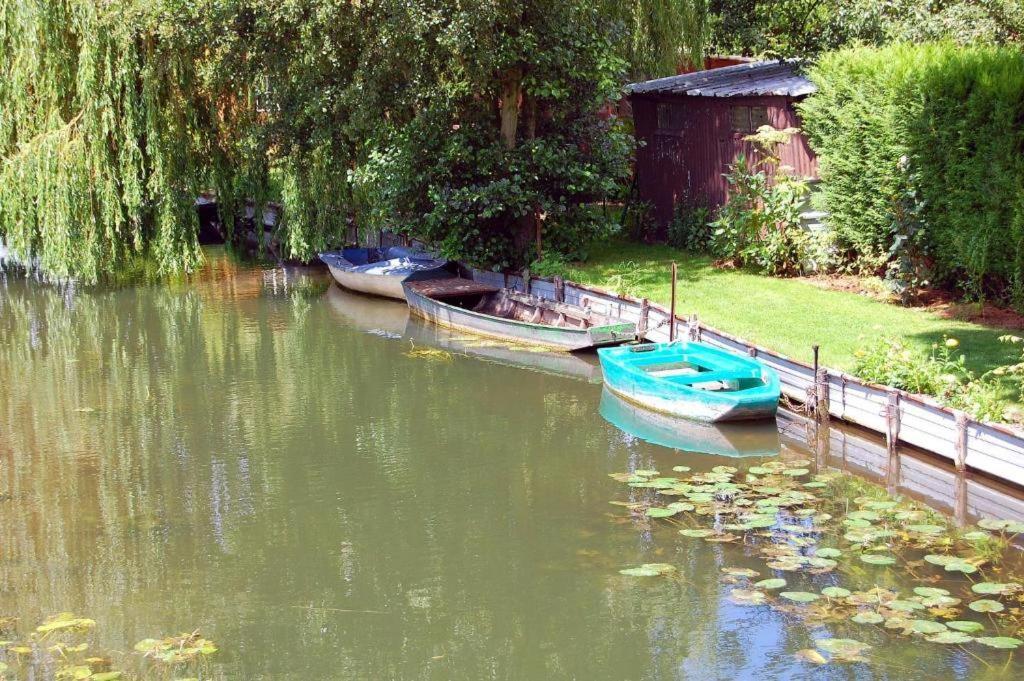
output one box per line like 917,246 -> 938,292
554,240 -> 1018,376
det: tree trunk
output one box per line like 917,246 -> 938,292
499,68 -> 522,150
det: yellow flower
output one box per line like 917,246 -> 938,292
945,338 -> 959,348
853,349 -> 867,358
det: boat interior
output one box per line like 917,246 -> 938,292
625,345 -> 767,392
341,246 -> 436,265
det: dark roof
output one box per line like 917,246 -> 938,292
627,60 -> 816,98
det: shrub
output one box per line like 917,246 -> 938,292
853,336 -> 1008,422
667,196 -> 714,252
800,43 -> 1024,306
710,126 -> 811,275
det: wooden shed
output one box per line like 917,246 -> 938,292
628,60 -> 819,229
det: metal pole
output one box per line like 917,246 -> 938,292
669,262 -> 677,342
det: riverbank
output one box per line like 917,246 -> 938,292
548,240 -> 1017,376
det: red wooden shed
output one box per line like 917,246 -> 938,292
628,60 -> 819,229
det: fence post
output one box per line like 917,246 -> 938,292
522,268 -> 531,295
885,392 -> 901,458
816,368 -> 830,424
669,262 -> 677,342
954,412 -> 969,474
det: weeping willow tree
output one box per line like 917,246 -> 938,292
611,0 -> 709,79
0,1 -> 225,281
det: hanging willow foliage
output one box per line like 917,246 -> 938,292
0,0 -> 212,281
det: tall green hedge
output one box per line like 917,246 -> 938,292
799,44 -> 1024,303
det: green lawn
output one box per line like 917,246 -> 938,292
555,240 -> 1017,375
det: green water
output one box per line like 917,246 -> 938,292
1,255 -> 1022,680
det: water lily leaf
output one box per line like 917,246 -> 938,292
860,554 -> 896,566
815,638 -> 871,658
687,493 -> 714,503
91,674 -> 123,681
620,563 -> 676,577
977,518 -> 1010,531
913,586 -> 950,598
755,578 -> 787,590
968,599 -> 1004,613
848,510 -> 881,521
667,502 -> 695,512
36,613 -> 96,635
961,531 -> 991,541
945,560 -> 979,574
678,529 -> 713,538
864,501 -> 898,510
821,586 -> 851,598
906,524 -> 945,535
923,554 -> 957,566
926,631 -> 973,644
921,595 -> 960,608
975,637 -> 1022,649
722,567 -> 760,578
844,518 -> 873,529
730,589 -> 767,605
851,611 -> 884,624
781,591 -> 820,603
671,466 -> 691,473
815,548 -> 842,558
795,648 -> 828,664
634,470 -> 658,477
742,516 -> 776,529
645,507 -> 679,518
946,621 -> 985,633
807,557 -> 838,569
910,620 -> 947,634
887,600 -> 925,612
971,582 -> 1018,595
783,468 -> 809,477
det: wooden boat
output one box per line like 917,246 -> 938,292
403,278 -> 638,351
318,246 -> 453,300
598,341 -> 780,422
599,387 -> 780,457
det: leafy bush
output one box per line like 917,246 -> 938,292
800,43 -> 1024,306
667,196 -> 714,252
710,127 -> 811,275
853,336 -> 1008,422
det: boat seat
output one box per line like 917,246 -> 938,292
660,368 -> 761,386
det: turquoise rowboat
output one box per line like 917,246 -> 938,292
598,342 -> 780,423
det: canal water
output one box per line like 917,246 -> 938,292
1,254 -> 1022,680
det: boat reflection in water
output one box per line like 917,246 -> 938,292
599,387 -> 781,458
405,315 -> 602,383
325,283 -> 410,338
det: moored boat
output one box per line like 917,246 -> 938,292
598,341 -> 780,422
403,278 -> 638,351
319,246 -> 453,300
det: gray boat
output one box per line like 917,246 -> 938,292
403,278 -> 638,351
319,246 -> 454,300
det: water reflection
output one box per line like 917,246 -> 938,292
1,260 -> 1023,680
599,387 -> 781,457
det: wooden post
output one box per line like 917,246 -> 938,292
669,262 -> 677,342
522,268 -> 530,295
954,412 -> 969,474
885,392 -> 901,458
816,368 -> 830,424
554,276 -> 565,303
638,298 -> 650,340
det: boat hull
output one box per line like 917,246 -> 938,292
404,283 -> 635,351
320,249 -> 452,300
598,342 -> 780,423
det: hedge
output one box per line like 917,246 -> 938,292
799,43 -> 1024,304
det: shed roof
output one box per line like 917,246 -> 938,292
627,60 -> 816,98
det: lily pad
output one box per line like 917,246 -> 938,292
671,466 -> 692,473
887,600 -> 925,612
645,507 -> 679,518
926,631 -> 974,644
815,638 -> 871,658
754,578 -> 787,590
946,621 -> 985,633
975,637 -> 1022,649
781,591 -> 820,603
910,620 -> 947,634
944,560 -> 979,574
851,611 -> 884,624
971,582 -> 1018,595
722,567 -> 760,578
913,586 -> 950,598
859,554 -> 896,566
822,586 -> 851,598
968,599 -> 1004,613
815,548 -> 842,558
730,589 -> 768,606
906,524 -> 945,534
678,528 -> 713,538
620,563 -> 676,577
